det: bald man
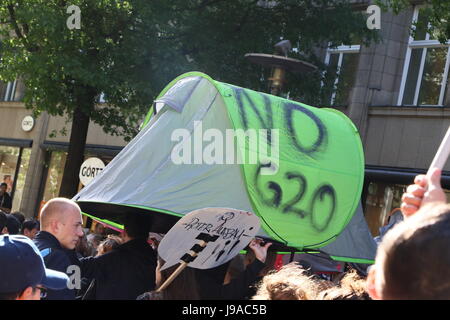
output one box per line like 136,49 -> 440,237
33,198 -> 84,300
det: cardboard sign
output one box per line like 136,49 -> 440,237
428,125 -> 450,175
158,207 -> 260,270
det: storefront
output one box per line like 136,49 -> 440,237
0,98 -> 128,218
0,139 -> 32,212
37,142 -> 124,217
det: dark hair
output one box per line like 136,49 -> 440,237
156,256 -> 200,300
87,233 -> 105,246
244,247 -> 277,277
22,219 -> 40,233
11,212 -> 25,225
6,214 -> 21,234
0,211 -> 6,231
123,213 -> 152,239
0,183 -> 7,188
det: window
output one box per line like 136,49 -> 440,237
11,148 -> 32,211
0,146 -> 32,212
42,151 -> 67,202
0,80 -> 25,102
363,181 -> 450,237
324,45 -> 360,106
363,182 -> 404,237
41,151 -> 114,203
398,7 -> 450,106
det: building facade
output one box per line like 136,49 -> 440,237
0,1 -> 448,237
0,97 -> 127,218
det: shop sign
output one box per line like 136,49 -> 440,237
79,157 -> 105,186
21,116 -> 35,132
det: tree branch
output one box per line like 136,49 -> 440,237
7,4 -> 25,40
6,4 -> 39,52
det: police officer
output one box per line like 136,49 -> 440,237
34,198 -> 84,299
0,234 -> 69,300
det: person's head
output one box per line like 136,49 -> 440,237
155,256 -> 200,300
75,228 -> 94,257
3,175 -> 11,184
367,203 -> 450,300
11,212 -> 25,225
0,211 -> 7,234
94,222 -> 105,235
96,234 -> 122,256
22,219 -> 40,240
6,214 -> 21,235
39,198 -> 84,250
121,213 -> 152,242
252,263 -> 332,300
87,233 -> 105,251
318,286 -> 370,300
318,270 -> 370,300
0,235 -> 69,300
0,183 -> 7,194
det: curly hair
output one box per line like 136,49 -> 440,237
317,269 -> 370,300
252,263 -> 333,300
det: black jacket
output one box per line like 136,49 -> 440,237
0,192 -> 12,210
194,259 -> 265,300
80,238 -> 157,300
33,231 -> 79,300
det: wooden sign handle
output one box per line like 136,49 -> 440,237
156,240 -> 207,292
156,262 -> 188,292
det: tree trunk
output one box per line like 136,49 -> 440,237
58,106 -> 90,198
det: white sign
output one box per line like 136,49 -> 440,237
158,207 -> 260,271
79,157 -> 105,186
21,116 -> 35,132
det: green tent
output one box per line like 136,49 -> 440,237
75,72 -> 373,261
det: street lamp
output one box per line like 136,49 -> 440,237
245,40 -> 317,96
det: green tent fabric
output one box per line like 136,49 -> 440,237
74,71 -> 368,258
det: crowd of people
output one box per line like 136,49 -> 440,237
0,166 -> 449,300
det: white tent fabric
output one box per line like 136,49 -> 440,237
75,75 -> 375,262
76,77 -> 272,239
